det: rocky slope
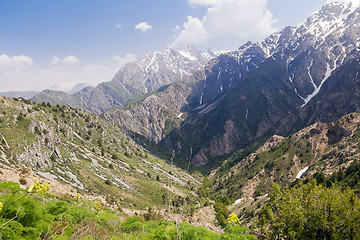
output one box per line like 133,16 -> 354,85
0,96 -> 200,209
32,45 -> 219,114
104,1 -> 360,168
102,42 -> 267,143
211,112 -> 360,199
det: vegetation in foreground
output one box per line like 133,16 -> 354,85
1,176 -> 360,239
0,181 -> 255,239
257,180 -> 360,239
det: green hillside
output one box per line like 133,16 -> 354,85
0,96 -> 201,210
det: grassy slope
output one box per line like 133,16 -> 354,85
0,96 -> 201,211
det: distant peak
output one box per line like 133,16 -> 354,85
180,44 -> 197,51
324,0 -> 359,10
178,45 -> 200,61
326,0 -> 359,4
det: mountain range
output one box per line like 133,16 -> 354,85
28,0 -> 360,182
101,0 -> 360,168
32,46 -> 221,114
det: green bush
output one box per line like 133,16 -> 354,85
0,189 -> 50,239
121,216 -> 144,233
64,205 -> 96,223
220,225 -> 256,240
0,181 -> 236,239
258,180 -> 360,239
0,181 -> 21,193
214,202 -> 229,228
46,201 -> 69,215
0,220 -> 24,239
180,222 -> 218,240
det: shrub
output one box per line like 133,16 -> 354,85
257,180 -> 360,239
121,216 -> 144,233
64,205 -> 96,224
46,201 -> 69,215
19,178 -> 27,185
17,115 -> 24,121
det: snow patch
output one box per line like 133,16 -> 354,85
295,88 -> 305,101
235,198 -> 252,204
179,50 -> 197,61
200,81 -> 207,105
234,194 -> 268,205
301,63 -> 334,107
296,166 -> 309,179
217,70 -> 221,80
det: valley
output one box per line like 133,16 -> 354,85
1,0 -> 360,239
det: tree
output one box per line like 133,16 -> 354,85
257,180 -> 360,239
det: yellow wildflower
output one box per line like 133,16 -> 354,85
94,201 -> 102,212
226,213 -> 241,226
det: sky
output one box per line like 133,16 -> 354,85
0,0 -> 331,93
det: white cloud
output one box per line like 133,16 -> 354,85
173,25 -> 181,31
172,16 -> 208,47
62,55 -> 81,65
0,53 -> 137,92
171,0 -> 277,48
135,22 -> 153,32
113,53 -> 136,67
0,54 -> 35,91
0,54 -> 33,70
116,22 -> 123,29
50,56 -> 60,65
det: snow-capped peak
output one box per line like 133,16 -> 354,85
178,45 -> 223,61
302,0 -> 359,40
112,44 -> 222,95
178,45 -> 201,61
179,49 -> 197,61
327,0 -> 359,8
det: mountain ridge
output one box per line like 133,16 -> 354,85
160,0 -> 359,165
32,45 -> 221,114
102,0 -> 360,169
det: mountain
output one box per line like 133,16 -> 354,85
103,1 -> 360,168
31,45 -> 220,114
0,96 -> 200,209
102,42 -> 267,143
211,112 -> 360,200
67,82 -> 93,94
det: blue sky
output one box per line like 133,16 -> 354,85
0,0 -> 329,92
